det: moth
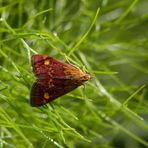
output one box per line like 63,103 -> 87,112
30,54 -> 90,107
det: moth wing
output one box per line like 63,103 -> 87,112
30,78 -> 78,107
31,54 -> 89,80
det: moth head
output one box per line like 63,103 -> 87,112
80,73 -> 91,82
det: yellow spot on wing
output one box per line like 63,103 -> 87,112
48,80 -> 54,87
44,59 -> 50,65
48,68 -> 54,77
44,92 -> 50,99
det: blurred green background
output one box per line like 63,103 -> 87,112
0,0 -> 148,148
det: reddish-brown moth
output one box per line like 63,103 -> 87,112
30,54 -> 90,107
